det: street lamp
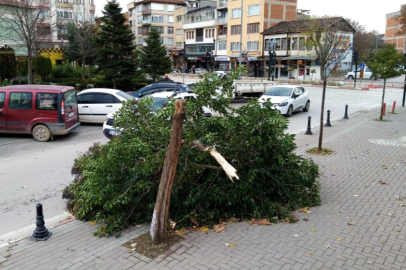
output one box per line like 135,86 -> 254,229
268,40 -> 276,81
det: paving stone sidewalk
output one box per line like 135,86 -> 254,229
1,107 -> 406,270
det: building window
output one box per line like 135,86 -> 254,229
138,27 -> 142,34
231,42 -> 240,51
176,28 -> 182,35
248,4 -> 260,16
152,3 -> 164,10
247,41 -> 259,51
176,15 -> 182,22
168,38 -> 174,45
231,25 -> 241,35
299,37 -> 306,50
217,41 -> 226,50
138,38 -> 143,44
39,10 -> 50,18
264,39 -> 269,50
151,15 -> 164,23
167,4 -> 175,11
232,8 -> 241,18
281,38 -> 287,50
168,16 -> 174,23
184,10 -> 215,23
292,37 -> 298,50
137,16 -> 142,23
247,23 -> 259,33
137,5 -> 142,12
176,42 -> 182,48
152,26 -> 164,33
168,27 -> 174,34
160,38 -> 164,44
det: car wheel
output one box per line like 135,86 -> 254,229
32,124 -> 51,142
370,75 -> 375,80
347,75 -> 354,80
285,105 -> 293,117
303,100 -> 310,112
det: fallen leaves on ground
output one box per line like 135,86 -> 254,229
310,228 -> 317,232
379,180 -> 387,185
199,226 -> 210,233
89,221 -> 97,225
307,251 -> 314,255
225,243 -> 237,247
191,217 -> 199,227
298,208 -> 312,215
347,221 -> 354,226
176,227 -> 186,236
336,238 -> 342,241
249,218 -> 272,225
214,224 -> 226,233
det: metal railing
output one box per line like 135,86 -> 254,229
142,9 -> 151,14
196,36 -> 204,42
219,0 -> 228,7
217,17 -> 227,24
217,34 -> 227,39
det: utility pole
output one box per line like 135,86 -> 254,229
239,0 -> 243,68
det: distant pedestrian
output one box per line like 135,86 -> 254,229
163,74 -> 170,81
192,66 -> 195,74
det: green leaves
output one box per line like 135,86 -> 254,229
368,44 -> 406,79
66,67 -> 320,235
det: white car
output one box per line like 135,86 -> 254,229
77,88 -> 134,123
103,91 -> 213,139
345,67 -> 375,80
258,85 -> 310,117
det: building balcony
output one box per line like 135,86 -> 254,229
217,17 -> 227,24
196,36 -> 204,42
142,20 -> 151,25
142,9 -> 151,15
217,34 -> 227,40
218,0 -> 227,8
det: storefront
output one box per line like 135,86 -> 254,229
214,56 -> 230,71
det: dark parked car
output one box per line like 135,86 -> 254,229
132,82 -> 192,98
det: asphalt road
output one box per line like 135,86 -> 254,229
0,83 -> 405,238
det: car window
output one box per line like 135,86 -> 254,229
0,92 -> 5,109
93,94 -> 121,104
293,88 -> 301,95
300,87 -> 305,94
9,92 -> 32,109
116,91 -> 134,100
36,93 -> 58,110
64,90 -> 77,108
77,93 -> 93,104
141,88 -> 158,96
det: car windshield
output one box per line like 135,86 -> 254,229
264,87 -> 293,97
151,97 -> 168,111
116,91 -> 134,100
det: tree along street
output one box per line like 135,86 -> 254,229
0,85 -> 404,238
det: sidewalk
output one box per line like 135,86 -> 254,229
1,107 -> 406,270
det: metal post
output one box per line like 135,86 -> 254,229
343,105 -> 349,120
305,116 -> 313,135
272,50 -> 275,82
30,203 -> 52,241
239,0 -> 243,68
268,47 -> 271,81
403,75 -> 406,107
325,110 -> 332,127
354,51 -> 358,87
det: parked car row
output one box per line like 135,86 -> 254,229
0,82 -> 311,142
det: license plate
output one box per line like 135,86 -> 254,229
109,130 -> 120,136
68,112 -> 75,118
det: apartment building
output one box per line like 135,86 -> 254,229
262,17 -> 355,81
127,0 -> 186,49
226,0 -> 297,76
385,5 -> 405,53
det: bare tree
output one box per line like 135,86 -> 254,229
305,17 -> 355,151
63,4 -> 97,80
0,0 -> 53,83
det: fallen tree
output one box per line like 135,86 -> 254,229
64,68 -> 320,236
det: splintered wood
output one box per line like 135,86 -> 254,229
192,141 -> 239,182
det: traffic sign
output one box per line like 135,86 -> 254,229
359,62 -> 365,70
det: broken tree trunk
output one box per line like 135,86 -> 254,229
192,141 -> 239,182
150,99 -> 187,244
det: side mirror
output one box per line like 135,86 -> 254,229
138,93 -> 142,97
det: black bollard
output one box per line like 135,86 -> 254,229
325,110 -> 332,127
305,116 -> 313,135
30,203 -> 52,241
343,105 -> 349,120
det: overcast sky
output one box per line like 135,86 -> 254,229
96,0 -> 404,33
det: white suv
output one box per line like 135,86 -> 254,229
345,67 -> 375,80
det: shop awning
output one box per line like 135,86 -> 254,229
281,56 -> 318,61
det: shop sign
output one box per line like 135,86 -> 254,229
247,57 -> 258,61
188,57 -> 197,61
275,64 -> 285,68
171,51 -> 179,55
56,2 -> 73,8
215,57 -> 230,61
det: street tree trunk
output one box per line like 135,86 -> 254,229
82,56 -> 86,80
150,99 -> 186,244
27,52 -> 33,84
318,79 -> 327,151
380,78 -> 387,121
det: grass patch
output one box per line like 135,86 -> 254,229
306,147 -> 333,155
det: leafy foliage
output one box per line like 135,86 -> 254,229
368,44 -> 406,80
0,49 -> 17,79
65,68 -> 320,235
95,0 -> 136,89
139,27 -> 172,82
33,56 -> 52,78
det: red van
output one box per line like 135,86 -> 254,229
0,85 -> 80,142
